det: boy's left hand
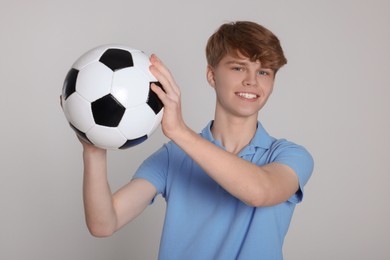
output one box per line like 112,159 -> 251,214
149,54 -> 188,141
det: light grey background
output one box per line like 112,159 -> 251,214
1,0 -> 389,259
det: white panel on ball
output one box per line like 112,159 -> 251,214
64,93 -> 95,132
87,125 -> 127,149
111,67 -> 150,107
76,62 -> 114,102
149,109 -> 164,136
131,51 -> 156,81
72,46 -> 107,70
118,104 -> 156,139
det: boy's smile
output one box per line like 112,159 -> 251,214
235,92 -> 259,101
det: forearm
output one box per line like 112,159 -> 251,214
82,148 -> 117,237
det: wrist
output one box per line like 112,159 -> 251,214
83,145 -> 106,159
82,146 -> 107,177
170,126 -> 198,148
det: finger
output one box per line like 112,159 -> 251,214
150,54 -> 180,95
149,64 -> 180,97
150,82 -> 171,106
149,64 -> 173,95
150,54 -> 176,89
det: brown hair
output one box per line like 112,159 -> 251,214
206,21 -> 287,72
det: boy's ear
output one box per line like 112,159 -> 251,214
206,65 -> 216,87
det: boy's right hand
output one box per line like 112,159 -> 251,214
77,136 -> 106,154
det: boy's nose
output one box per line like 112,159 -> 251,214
242,73 -> 257,86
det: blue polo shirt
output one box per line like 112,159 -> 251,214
133,121 -> 314,260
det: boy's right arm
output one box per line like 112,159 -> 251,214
81,141 -> 157,237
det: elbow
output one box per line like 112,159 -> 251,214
89,228 -> 115,238
242,186 -> 270,208
90,230 -> 114,238
87,223 -> 116,238
243,185 -> 290,207
244,194 -> 267,208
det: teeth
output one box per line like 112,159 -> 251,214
237,92 -> 257,99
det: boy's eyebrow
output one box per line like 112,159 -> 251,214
224,60 -> 249,66
224,59 -> 271,70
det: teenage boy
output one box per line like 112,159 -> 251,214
80,21 -> 314,259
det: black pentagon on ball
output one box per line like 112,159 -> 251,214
148,81 -> 165,114
91,94 -> 125,127
99,48 -> 134,71
62,68 -> 79,100
119,135 -> 148,149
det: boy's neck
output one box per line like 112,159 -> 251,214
211,115 -> 258,154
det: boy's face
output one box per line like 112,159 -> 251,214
207,52 -> 275,119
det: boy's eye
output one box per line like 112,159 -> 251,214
258,70 -> 273,76
232,67 -> 243,71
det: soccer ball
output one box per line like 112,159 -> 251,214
61,44 -> 164,150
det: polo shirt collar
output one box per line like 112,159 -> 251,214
201,120 -> 273,152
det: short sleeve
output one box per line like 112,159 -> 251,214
269,140 -> 314,204
132,144 -> 169,200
